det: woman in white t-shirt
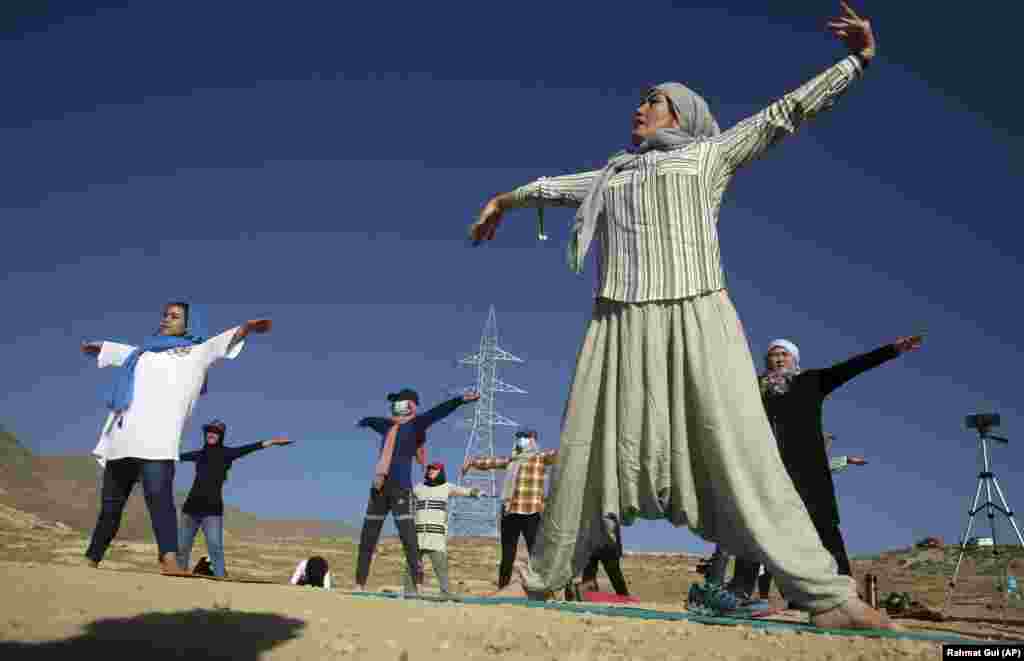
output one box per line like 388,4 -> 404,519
80,301 -> 272,575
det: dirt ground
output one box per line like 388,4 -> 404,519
2,511 -> 1024,660
0,561 -> 945,661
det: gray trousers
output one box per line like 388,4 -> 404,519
521,292 -> 857,613
402,549 -> 450,593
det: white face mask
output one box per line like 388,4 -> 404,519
391,400 -> 412,416
514,437 -> 533,453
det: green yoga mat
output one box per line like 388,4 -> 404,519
347,591 -> 1018,645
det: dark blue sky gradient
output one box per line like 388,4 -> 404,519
2,1 -> 1022,554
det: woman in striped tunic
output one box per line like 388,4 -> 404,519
468,2 -> 892,630
404,462 -> 481,595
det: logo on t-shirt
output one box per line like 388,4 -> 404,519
168,347 -> 194,357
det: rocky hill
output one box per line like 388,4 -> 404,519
0,424 -> 357,541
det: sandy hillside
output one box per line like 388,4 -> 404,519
4,432 -> 1024,658
1,561 -> 949,661
3,502 -> 1024,660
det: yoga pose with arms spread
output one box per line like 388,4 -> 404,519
177,419 -> 293,577
81,303 -> 271,575
468,2 -> 894,630
353,388 -> 480,593
730,336 -> 922,599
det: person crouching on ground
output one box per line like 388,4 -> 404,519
291,556 -> 332,589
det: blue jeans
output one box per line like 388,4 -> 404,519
86,458 -> 177,563
177,512 -> 225,577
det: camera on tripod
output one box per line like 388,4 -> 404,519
966,413 -> 1000,432
966,412 -> 1009,444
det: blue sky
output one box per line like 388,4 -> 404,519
2,2 -> 1022,556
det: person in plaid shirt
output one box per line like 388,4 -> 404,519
463,430 -> 558,589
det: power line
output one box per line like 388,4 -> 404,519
449,305 -> 525,539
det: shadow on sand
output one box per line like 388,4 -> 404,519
0,608 -> 306,659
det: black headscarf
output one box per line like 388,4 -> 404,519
302,556 -> 329,587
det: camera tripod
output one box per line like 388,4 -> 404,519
944,424 -> 1024,613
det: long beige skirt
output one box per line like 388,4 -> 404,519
522,291 -> 855,612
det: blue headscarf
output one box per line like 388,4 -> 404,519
106,302 -> 209,414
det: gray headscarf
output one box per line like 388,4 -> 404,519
567,82 -> 721,273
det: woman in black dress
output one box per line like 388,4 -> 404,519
730,335 -> 922,597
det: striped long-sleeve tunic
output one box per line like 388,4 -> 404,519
412,482 -> 476,551
509,56 -> 865,304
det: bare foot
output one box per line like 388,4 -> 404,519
810,597 -> 903,631
353,584 -> 366,592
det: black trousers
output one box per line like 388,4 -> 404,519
354,483 -> 419,589
580,547 -> 630,596
498,512 -> 540,589
731,514 -> 852,597
85,458 -> 177,563
707,545 -> 730,585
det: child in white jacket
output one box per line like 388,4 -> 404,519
403,462 -> 481,595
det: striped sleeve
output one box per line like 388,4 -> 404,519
706,56 -> 864,193
448,485 -> 476,498
472,456 -> 511,470
829,456 -> 850,473
508,170 -> 602,209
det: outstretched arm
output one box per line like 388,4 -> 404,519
227,437 -> 292,461
85,341 -> 137,368
469,171 -> 600,245
419,392 -> 481,428
228,319 -> 272,351
707,3 -> 875,190
462,455 -> 511,475
357,417 -> 391,435
198,320 -> 271,368
829,455 -> 867,473
818,335 -> 921,396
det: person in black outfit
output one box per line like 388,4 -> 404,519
577,519 -> 630,597
729,335 -> 923,598
177,419 -> 293,577
353,388 -> 480,593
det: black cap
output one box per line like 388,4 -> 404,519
202,419 -> 227,435
514,429 -> 538,438
387,388 -> 420,404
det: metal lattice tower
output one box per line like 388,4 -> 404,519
449,306 -> 526,538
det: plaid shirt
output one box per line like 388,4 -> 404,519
470,450 -> 558,515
